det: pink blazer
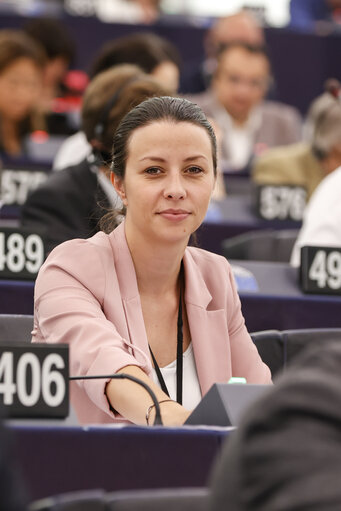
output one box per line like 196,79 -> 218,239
32,222 -> 271,424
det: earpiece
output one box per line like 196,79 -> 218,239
93,75 -> 140,143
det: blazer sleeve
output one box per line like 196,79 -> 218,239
225,259 -> 272,384
33,239 -> 149,418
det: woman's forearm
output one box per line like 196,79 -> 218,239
105,365 -> 191,426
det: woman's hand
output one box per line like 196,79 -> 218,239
147,399 -> 191,426
106,365 -> 192,426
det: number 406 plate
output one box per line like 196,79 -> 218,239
0,344 -> 69,418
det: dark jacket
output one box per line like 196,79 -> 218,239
210,338 -> 341,511
20,158 -> 112,253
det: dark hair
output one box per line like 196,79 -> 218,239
90,32 -> 181,78
23,17 -> 75,63
111,96 -> 217,179
0,29 -> 46,73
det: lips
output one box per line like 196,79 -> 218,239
158,209 -> 191,222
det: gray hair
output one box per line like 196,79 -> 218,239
305,82 -> 341,160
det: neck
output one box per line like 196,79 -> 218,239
124,222 -> 188,297
232,115 -> 248,127
321,155 -> 341,176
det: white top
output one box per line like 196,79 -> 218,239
291,165 -> 341,267
53,131 -> 91,171
151,342 -> 202,411
217,106 -> 262,170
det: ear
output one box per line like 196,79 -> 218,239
112,173 -> 128,205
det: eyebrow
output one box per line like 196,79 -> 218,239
139,155 -> 209,162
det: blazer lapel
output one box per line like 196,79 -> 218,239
110,223 -> 152,372
183,250 -> 232,396
108,226 -> 232,389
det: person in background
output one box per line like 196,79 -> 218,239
187,42 -> 302,171
180,9 -> 265,94
53,31 -> 181,171
289,0 -> 341,32
31,96 -> 271,426
21,65 -> 170,253
289,86 -> 341,267
23,17 -> 75,115
252,80 -> 341,201
210,338 -> 341,511
0,29 -> 45,158
89,32 -> 181,93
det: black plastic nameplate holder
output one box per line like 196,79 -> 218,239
254,184 -> 307,221
300,245 -> 341,294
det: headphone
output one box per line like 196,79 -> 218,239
93,75 -> 140,143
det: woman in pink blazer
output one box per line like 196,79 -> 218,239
33,96 -> 271,425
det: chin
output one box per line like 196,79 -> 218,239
157,226 -> 192,245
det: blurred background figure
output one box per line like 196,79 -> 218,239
210,338 -> 341,511
181,9 -> 265,94
253,79 -> 341,200
187,41 -> 302,171
289,0 -> 341,32
65,0 -> 162,24
90,32 -> 181,93
289,82 -> 341,266
53,31 -> 181,170
23,17 -> 75,116
0,29 -> 45,158
21,65 -> 170,252
23,17 -> 81,140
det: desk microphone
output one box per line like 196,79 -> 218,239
69,373 -> 162,425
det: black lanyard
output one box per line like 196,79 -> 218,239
149,271 -> 184,405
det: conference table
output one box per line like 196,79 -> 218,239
199,195 -> 301,255
8,423 -> 231,502
2,258 -> 341,332
231,259 -> 341,332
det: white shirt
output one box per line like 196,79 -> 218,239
53,131 -> 91,171
215,105 -> 262,171
151,342 -> 202,412
291,165 -> 341,267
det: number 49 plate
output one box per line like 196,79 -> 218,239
300,246 -> 341,295
0,344 -> 69,418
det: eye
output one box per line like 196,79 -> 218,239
145,167 -> 162,175
185,166 -> 203,174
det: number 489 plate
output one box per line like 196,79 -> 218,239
0,228 -> 46,279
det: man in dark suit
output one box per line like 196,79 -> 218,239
210,337 -> 341,510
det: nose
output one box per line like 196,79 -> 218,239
163,173 -> 187,200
